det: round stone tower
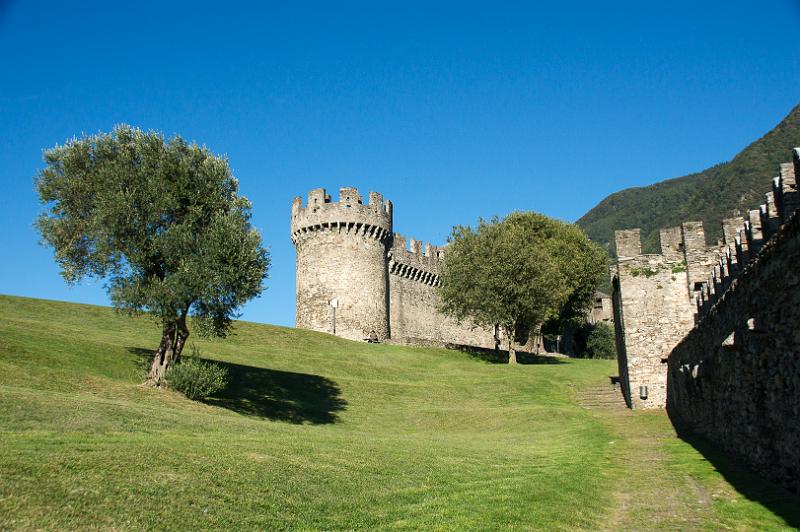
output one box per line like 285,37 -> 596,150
291,187 -> 393,341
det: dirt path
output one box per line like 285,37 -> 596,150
576,383 -> 712,530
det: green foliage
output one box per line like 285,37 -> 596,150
578,104 -> 800,254
583,322 -> 616,359
35,125 -> 270,339
671,265 -> 686,274
35,125 -> 271,382
439,212 -> 608,351
166,351 -> 229,400
629,266 -> 659,278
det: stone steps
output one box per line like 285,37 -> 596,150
576,381 -> 627,410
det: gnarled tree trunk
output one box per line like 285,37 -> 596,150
507,327 -> 517,365
146,308 -> 190,386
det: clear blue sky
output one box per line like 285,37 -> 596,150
1,0 -> 799,326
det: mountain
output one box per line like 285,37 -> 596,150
577,104 -> 800,254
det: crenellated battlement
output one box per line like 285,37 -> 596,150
290,187 -> 393,245
291,185 -> 497,349
388,233 -> 446,286
666,148 -> 800,492
693,150 -> 799,321
612,148 -> 800,411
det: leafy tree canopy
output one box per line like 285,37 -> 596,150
35,125 -> 270,384
438,211 -> 607,363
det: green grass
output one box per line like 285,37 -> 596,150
0,295 -> 797,530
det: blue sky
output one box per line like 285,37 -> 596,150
1,0 -> 799,326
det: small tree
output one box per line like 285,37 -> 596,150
35,125 -> 270,385
583,322 -> 616,359
438,212 -> 606,364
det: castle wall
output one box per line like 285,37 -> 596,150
612,238 -> 697,409
387,234 -> 496,348
292,187 -> 498,349
295,229 -> 389,341
388,274 -> 495,348
292,188 -> 392,341
612,210 -> 747,409
666,149 -> 800,492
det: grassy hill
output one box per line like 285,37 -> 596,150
0,295 -> 797,529
578,105 -> 800,254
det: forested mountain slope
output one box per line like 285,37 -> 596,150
578,105 -> 800,254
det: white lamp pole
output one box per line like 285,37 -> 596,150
330,298 -> 338,335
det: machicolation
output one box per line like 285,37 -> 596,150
291,187 -> 510,349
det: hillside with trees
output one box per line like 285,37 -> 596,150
578,104 -> 800,254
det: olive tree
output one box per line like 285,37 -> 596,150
438,211 -> 607,364
35,125 -> 270,385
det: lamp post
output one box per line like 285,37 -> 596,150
330,298 -> 338,335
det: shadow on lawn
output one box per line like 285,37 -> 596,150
128,347 -> 347,424
672,428 -> 800,528
454,345 -> 566,364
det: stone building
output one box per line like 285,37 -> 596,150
611,219 -> 743,409
589,291 -> 613,324
291,187 -> 499,348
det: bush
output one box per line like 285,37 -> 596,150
584,322 -> 617,359
166,354 -> 228,400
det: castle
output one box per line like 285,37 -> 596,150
612,149 -> 800,491
290,187 -> 499,349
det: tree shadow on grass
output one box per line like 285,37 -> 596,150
127,347 -> 347,424
451,345 -> 566,364
671,427 -> 800,528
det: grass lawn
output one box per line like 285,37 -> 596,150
0,295 -> 797,530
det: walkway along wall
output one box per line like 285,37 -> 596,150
666,149 -> 800,492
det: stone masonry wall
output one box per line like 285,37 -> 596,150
292,187 -> 498,349
292,188 -> 392,341
388,235 -> 495,348
610,213 -> 747,409
612,230 -> 698,409
666,150 -> 800,492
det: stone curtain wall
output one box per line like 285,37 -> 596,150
611,229 -> 698,409
666,150 -> 800,492
292,187 -> 497,349
388,235 -> 496,348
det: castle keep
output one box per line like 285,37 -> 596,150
291,187 -> 497,348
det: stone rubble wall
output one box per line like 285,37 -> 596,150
666,149 -> 800,492
388,271 -> 496,349
611,218 -> 735,409
292,188 -> 392,341
292,187 -> 498,349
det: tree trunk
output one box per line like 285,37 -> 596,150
145,308 -> 190,387
508,332 -> 517,365
146,323 -> 176,386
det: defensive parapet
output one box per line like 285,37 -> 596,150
388,234 -> 445,287
291,187 -> 393,341
614,148 -> 800,411
666,149 -> 800,492
611,223 -> 713,408
291,187 -> 392,244
694,150 -> 799,320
